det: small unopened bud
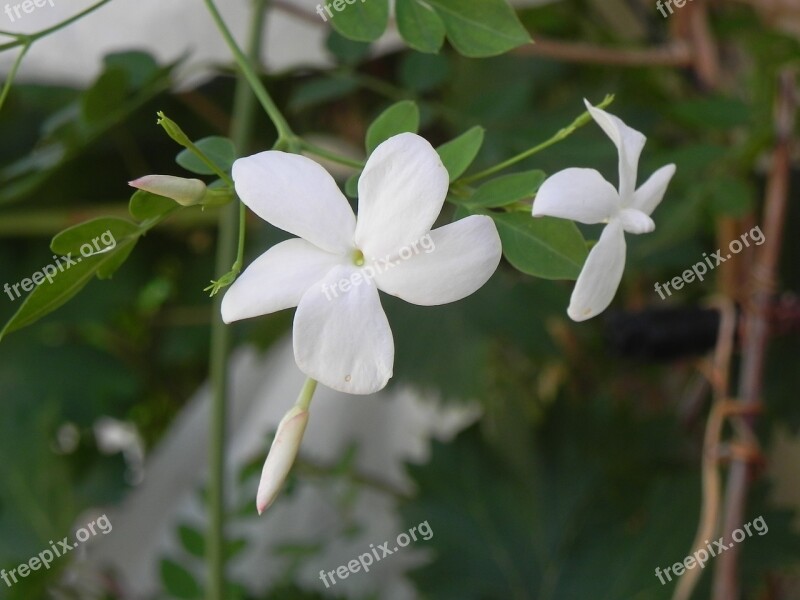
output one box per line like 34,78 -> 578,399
129,175 -> 207,206
156,111 -> 193,148
256,406 -> 310,515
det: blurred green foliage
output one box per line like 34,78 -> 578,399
0,1 -> 799,599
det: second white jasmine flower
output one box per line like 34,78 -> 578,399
533,100 -> 676,321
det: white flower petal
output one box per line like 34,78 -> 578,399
618,208 -> 655,234
373,215 -> 502,306
256,406 -> 309,514
567,219 -> 627,322
354,133 -> 449,259
293,265 -> 394,395
631,164 -> 676,216
532,168 -> 620,224
233,151 -> 356,254
221,239 -> 345,323
584,99 -> 646,201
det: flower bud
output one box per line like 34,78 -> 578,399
156,111 -> 193,148
129,175 -> 207,206
256,406 -> 310,515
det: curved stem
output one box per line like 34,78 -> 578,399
29,0 -> 114,41
206,1 -> 268,599
0,0 -> 113,50
299,139 -> 364,169
0,42 -> 29,113
459,94 -> 614,184
201,0 -> 294,144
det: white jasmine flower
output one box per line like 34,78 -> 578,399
532,100 -> 676,321
222,133 -> 502,394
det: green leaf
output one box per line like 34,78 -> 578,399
670,96 -> 750,130
365,100 -> 420,154
177,525 -> 205,558
103,51 -> 159,89
425,0 -> 531,57
225,538 -> 248,559
1,243 -> 139,340
492,213 -> 588,280
704,176 -> 754,218
129,190 -> 179,220
467,170 -> 546,208
329,0 -> 390,42
160,559 -> 202,599
80,67 -> 129,125
176,136 -> 237,175
345,171 -> 361,198
396,0 -> 446,53
399,52 -> 451,93
289,77 -> 358,112
0,218 -> 149,340
326,30 -> 372,65
51,217 -> 139,255
436,126 -> 484,181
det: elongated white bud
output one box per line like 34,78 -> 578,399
256,406 -> 310,515
129,175 -> 207,206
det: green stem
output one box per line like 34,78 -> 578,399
0,0 -> 113,52
296,378 -> 318,411
0,43 -> 29,113
201,0 -> 294,144
459,94 -> 615,184
29,0 -> 114,41
299,139 -> 364,169
206,1 -> 268,599
157,112 -> 235,186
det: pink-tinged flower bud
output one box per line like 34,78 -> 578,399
129,175 -> 207,206
256,406 -> 310,515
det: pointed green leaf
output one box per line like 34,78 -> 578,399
80,67 -> 129,125
345,171 -> 361,198
160,559 -> 202,599
177,525 -> 205,558
129,190 -> 179,220
0,217 -> 153,341
396,0 -> 446,53
492,213 -> 587,280
104,51 -> 159,88
51,217 -> 139,255
436,126 -> 484,181
329,0 -> 390,42
176,136 -> 236,175
426,0 -> 531,57
365,100 -> 420,154
0,239 -> 139,340
467,170 -> 546,208
326,30 -> 372,65
289,77 -> 359,112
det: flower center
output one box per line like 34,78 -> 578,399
352,249 -> 365,267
